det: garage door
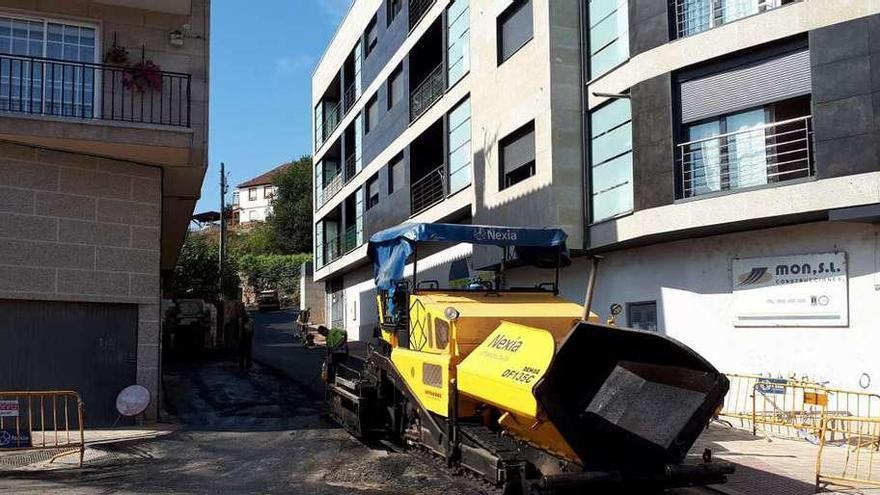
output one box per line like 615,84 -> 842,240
0,300 -> 138,427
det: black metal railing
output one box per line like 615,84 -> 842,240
344,153 -> 358,183
410,164 -> 446,215
343,221 -> 363,253
322,168 -> 344,204
410,63 -> 445,122
322,101 -> 341,140
0,53 -> 191,127
343,84 -> 357,114
409,0 -> 437,30
319,236 -> 343,267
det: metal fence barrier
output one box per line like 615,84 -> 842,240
720,374 -> 880,440
816,416 -> 880,491
0,390 -> 84,467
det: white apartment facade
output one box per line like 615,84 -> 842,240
234,164 -> 287,224
313,0 -> 880,392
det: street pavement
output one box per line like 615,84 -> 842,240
0,308 -> 480,495
0,308 -> 817,494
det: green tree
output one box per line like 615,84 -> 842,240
270,155 -> 313,254
172,230 -> 239,299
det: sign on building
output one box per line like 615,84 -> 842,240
732,252 -> 848,327
0,399 -> 18,418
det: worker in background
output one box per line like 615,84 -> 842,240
238,309 -> 254,371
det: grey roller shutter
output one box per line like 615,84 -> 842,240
680,49 -> 811,123
502,126 -> 535,176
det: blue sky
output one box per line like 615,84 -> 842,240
198,0 -> 353,212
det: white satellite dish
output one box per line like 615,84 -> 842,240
116,385 -> 151,417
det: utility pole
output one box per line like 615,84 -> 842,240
219,162 -> 227,298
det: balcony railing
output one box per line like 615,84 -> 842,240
0,53 -> 191,127
321,101 -> 342,143
677,115 -> 813,199
343,221 -> 363,253
344,154 -> 358,183
410,63 -> 445,122
319,236 -> 343,268
673,0 -> 796,38
411,164 -> 446,215
322,169 -> 344,204
409,0 -> 437,30
343,84 -> 357,114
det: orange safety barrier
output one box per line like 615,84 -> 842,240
0,390 -> 85,467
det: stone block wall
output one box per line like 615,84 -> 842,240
0,141 -> 162,418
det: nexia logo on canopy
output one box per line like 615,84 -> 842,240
488,334 -> 523,352
473,228 -> 518,242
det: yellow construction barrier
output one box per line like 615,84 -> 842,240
720,374 -> 880,440
816,416 -> 880,491
0,390 -> 85,467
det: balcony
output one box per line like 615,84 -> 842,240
673,0 -> 799,38
0,53 -> 191,127
344,153 -> 357,183
343,220 -> 363,253
677,115 -> 813,199
319,236 -> 343,267
411,163 -> 446,215
343,84 -> 357,115
410,63 -> 444,122
322,169 -> 344,203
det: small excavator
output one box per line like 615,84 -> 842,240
323,222 -> 734,494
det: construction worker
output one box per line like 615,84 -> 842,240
237,309 -> 254,371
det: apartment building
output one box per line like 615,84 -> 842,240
312,0 -> 582,335
313,0 -> 880,391
233,164 -> 287,224
531,0 -> 878,392
0,0 -> 209,424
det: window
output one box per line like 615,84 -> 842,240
588,0 -> 629,79
248,188 -> 257,201
497,0 -> 533,64
627,301 -> 658,332
248,210 -> 257,221
364,15 -> 378,57
590,98 -> 633,222
388,153 -> 404,194
387,64 -> 404,110
365,95 -> 379,133
0,16 -> 98,116
447,97 -> 472,194
263,186 -> 273,198
387,0 -> 402,26
447,0 -> 470,84
366,174 -> 380,209
499,121 -> 536,190
677,0 -> 796,38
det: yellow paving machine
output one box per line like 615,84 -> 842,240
324,223 -> 733,493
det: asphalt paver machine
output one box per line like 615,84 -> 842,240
324,223 -> 734,494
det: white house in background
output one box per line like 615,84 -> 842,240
234,164 -> 290,224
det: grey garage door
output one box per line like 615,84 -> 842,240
0,300 -> 138,426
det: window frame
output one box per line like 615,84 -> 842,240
588,97 -> 634,223
626,300 -> 658,332
366,174 -> 380,210
387,64 -> 403,110
498,120 -> 536,190
0,12 -> 102,115
263,185 -> 273,199
248,187 -> 257,201
364,15 -> 378,58
496,0 -> 534,65
365,94 -> 379,134
387,0 -> 402,27
388,152 -> 404,194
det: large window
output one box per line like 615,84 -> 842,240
447,97 -> 472,194
0,16 -> 98,115
499,121 -> 535,190
497,0 -> 533,64
387,64 -> 404,110
676,0 -> 795,38
588,0 -> 629,79
365,94 -> 378,133
364,15 -> 378,57
248,187 -> 257,201
627,301 -> 658,332
388,153 -> 404,194
590,98 -> 633,222
447,0 -> 470,85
